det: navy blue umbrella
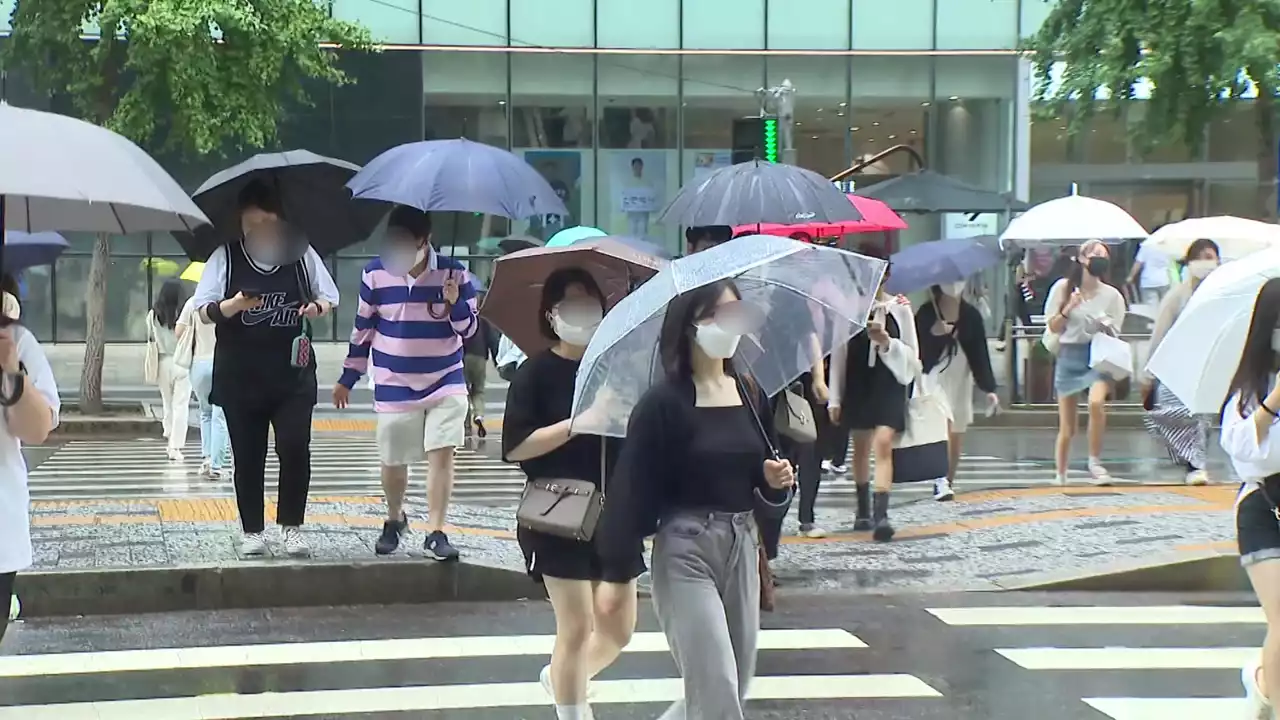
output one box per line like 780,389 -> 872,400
4,231 -> 68,272
346,139 -> 569,221
883,236 -> 1001,295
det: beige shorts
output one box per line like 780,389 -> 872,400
376,394 -> 469,466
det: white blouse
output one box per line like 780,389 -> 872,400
828,300 -> 921,410
1220,390 -> 1280,505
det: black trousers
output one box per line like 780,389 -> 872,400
223,390 -> 315,533
0,572 -> 14,645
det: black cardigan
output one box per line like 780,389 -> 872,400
595,375 -> 788,563
914,300 -> 997,394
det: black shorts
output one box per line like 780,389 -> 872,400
1237,480 -> 1280,567
0,572 -> 13,645
517,526 -> 646,584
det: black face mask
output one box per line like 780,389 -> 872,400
1085,256 -> 1110,278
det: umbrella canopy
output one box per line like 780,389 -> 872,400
884,237 -> 1002,295
658,160 -> 863,227
547,226 -> 607,248
3,231 -> 67,272
179,150 -> 386,261
1142,216 -> 1280,261
482,240 -> 667,356
1002,195 -> 1148,245
569,235 -> 885,437
1146,249 -> 1280,414
0,103 -> 208,238
180,262 -> 205,283
477,235 -> 544,255
733,195 -> 908,239
346,138 -> 569,220
857,170 -> 1028,214
605,235 -> 673,260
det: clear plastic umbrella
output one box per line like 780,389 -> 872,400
569,234 -> 886,437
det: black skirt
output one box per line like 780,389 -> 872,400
517,525 -> 646,585
841,334 -> 908,433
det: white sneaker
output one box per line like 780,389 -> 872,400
166,447 -> 185,463
1087,460 -> 1112,486
1242,660 -> 1272,719
198,458 -> 213,478
1185,469 -> 1209,486
933,479 -> 955,502
216,467 -> 233,481
282,527 -> 311,557
239,532 -> 267,557
798,524 -> 828,539
829,462 -> 849,475
539,663 -> 598,703
1053,474 -> 1069,486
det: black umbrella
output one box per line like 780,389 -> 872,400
657,160 -> 862,227
177,150 -> 388,261
858,169 -> 1029,214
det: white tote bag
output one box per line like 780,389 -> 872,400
892,375 -> 952,484
173,322 -> 197,371
143,311 -> 160,384
1089,333 -> 1133,381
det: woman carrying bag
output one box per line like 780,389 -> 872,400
176,291 -> 232,480
146,279 -> 191,462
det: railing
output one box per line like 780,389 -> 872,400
1003,324 -> 1151,409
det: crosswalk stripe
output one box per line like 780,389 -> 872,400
995,647 -> 1257,670
926,606 -> 1265,626
0,674 -> 943,719
1083,697 -> 1249,720
0,628 -> 865,678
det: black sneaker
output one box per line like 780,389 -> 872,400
424,530 -> 460,562
473,417 -> 487,438
375,514 -> 408,555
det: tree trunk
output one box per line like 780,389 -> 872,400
78,233 -> 109,415
1255,96 -> 1278,221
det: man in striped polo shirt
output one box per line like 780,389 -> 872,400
333,206 -> 477,561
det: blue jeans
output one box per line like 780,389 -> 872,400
190,359 -> 231,469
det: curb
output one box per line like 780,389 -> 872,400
998,551 -> 1249,593
13,560 -> 544,618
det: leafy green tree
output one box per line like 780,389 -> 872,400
1024,0 -> 1280,219
4,0 -> 371,413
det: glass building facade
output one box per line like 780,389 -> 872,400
1,0 -> 1069,342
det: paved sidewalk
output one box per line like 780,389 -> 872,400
25,485 -> 1238,593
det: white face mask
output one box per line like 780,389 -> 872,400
940,281 -> 966,297
693,321 -> 742,359
551,306 -> 602,347
1187,259 -> 1218,279
381,245 -> 427,276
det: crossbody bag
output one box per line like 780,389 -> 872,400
516,438 -> 607,542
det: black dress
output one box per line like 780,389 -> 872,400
502,349 -> 646,584
840,311 -> 908,433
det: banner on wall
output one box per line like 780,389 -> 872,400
523,150 -> 581,241
693,151 -> 732,181
942,212 -> 999,240
606,150 -> 668,244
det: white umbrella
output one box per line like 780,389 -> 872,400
1001,194 -> 1148,246
1145,248 -> 1280,414
1141,216 -> 1280,261
0,103 -> 209,234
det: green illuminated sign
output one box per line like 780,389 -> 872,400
762,118 -> 779,162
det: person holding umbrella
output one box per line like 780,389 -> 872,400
333,206 -> 476,562
194,179 -> 339,558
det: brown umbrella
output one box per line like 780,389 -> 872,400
481,239 -> 668,355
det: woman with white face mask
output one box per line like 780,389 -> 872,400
915,279 -> 999,501
1142,238 -> 1221,485
502,267 -> 642,720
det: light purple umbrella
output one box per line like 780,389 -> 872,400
4,231 -> 68,272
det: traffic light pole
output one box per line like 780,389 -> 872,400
756,79 -> 797,165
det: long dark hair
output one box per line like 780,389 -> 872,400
537,267 -> 605,342
152,279 -> 185,330
658,279 -> 742,382
1227,277 -> 1280,417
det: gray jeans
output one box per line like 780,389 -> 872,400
651,510 -> 760,720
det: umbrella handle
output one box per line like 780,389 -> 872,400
429,268 -> 456,320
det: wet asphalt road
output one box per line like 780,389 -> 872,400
0,591 -> 1262,719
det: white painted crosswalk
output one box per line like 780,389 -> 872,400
926,603 -> 1267,719
0,626 -> 942,718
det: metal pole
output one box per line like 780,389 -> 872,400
775,78 -> 797,165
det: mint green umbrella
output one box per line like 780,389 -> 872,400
547,226 -> 606,248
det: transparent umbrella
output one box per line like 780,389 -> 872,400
570,234 -> 886,437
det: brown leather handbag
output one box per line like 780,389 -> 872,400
515,439 -> 606,542
758,544 -> 777,612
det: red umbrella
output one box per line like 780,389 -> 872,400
733,194 -> 907,240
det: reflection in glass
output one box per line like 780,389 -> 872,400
55,255 -> 151,342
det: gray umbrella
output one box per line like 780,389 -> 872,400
0,103 -> 209,234
858,169 -> 1029,213
657,160 -> 863,227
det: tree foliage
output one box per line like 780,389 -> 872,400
1022,0 -> 1280,157
5,0 -> 374,156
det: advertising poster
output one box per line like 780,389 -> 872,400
523,150 -> 581,241
606,150 -> 668,244
693,151 -> 732,181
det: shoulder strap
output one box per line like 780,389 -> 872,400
295,252 -> 314,305
732,373 -> 780,460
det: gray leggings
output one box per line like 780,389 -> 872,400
651,510 -> 760,720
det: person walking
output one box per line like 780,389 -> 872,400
827,250 -> 919,541
1044,239 -> 1127,485
177,291 -> 232,480
1217,276 -> 1280,719
148,279 -> 191,462
194,179 -> 339,558
598,279 -> 794,720
1141,238 -> 1221,486
1127,232 -> 1173,306
334,205 -> 475,562
503,267 -> 642,720
464,287 -> 500,439
916,280 -> 999,501
0,324 -> 59,646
